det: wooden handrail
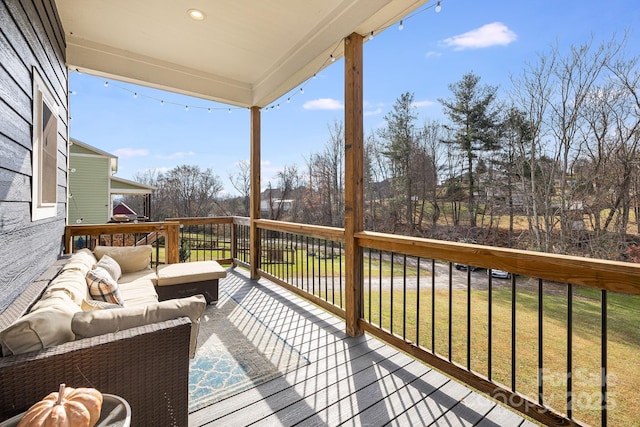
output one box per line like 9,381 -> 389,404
78,218 -> 640,295
356,230 -> 640,295
255,219 -> 344,242
65,222 -> 171,254
166,217 -> 234,226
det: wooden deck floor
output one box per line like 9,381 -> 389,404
189,268 -> 538,427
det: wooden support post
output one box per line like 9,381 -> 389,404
165,221 -> 180,264
64,226 -> 72,254
250,106 -> 261,279
344,32 -> 364,337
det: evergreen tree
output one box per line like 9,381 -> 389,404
439,72 -> 500,228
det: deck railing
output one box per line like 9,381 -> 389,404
65,218 -> 640,427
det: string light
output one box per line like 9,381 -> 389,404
78,75 -> 245,114
78,1 -> 444,115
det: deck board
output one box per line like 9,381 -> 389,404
189,268 -> 538,426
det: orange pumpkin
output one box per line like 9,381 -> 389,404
17,384 -> 103,427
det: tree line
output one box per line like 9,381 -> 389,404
123,35 -> 640,262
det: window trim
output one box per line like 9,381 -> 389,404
31,67 -> 59,221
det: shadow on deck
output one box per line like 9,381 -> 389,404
188,267 -> 538,427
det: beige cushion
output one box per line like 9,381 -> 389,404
72,295 -> 207,358
118,269 -> 158,285
156,261 -> 226,286
86,267 -> 124,305
81,299 -> 123,311
96,254 -> 122,281
0,290 -> 81,356
61,248 -> 97,276
94,245 -> 152,273
118,274 -> 159,307
47,268 -> 90,305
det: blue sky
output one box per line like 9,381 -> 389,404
69,0 -> 640,196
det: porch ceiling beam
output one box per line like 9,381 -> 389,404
252,0 -> 390,107
66,37 -> 254,108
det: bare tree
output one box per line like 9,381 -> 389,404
229,160 -> 251,216
264,164 -> 302,221
416,120 -> 446,235
305,120 -> 345,227
546,37 -> 620,250
158,165 -> 223,218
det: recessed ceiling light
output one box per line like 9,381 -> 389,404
187,9 -> 206,21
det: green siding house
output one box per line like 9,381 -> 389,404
68,139 -> 154,224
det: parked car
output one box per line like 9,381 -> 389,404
454,263 -> 479,272
487,269 -> 511,279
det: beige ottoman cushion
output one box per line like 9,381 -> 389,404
156,261 -> 226,286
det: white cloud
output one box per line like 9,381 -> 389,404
442,22 -> 517,50
113,148 -> 149,158
302,98 -> 344,110
412,100 -> 435,108
364,108 -> 383,117
426,51 -> 442,58
156,151 -> 195,159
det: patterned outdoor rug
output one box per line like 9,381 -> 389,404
188,291 -> 309,412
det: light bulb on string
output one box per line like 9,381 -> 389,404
104,81 -> 109,87
160,100 -> 164,105
133,92 -> 138,99
228,108 -> 231,113
330,54 -> 335,62
398,20 -> 404,31
185,105 -> 189,111
435,1 -> 441,13
208,108 -> 211,113
369,31 -> 374,40
287,97 -> 291,103
300,87 -> 304,94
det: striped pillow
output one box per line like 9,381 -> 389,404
86,267 -> 124,306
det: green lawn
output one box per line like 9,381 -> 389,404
362,287 -> 640,427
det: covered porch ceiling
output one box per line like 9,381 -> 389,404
56,0 -> 430,108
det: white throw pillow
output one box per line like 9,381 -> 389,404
96,254 -> 122,281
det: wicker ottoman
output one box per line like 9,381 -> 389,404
155,261 -> 226,304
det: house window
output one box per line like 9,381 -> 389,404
31,68 -> 59,221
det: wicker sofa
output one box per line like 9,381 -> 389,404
0,247 -> 208,426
